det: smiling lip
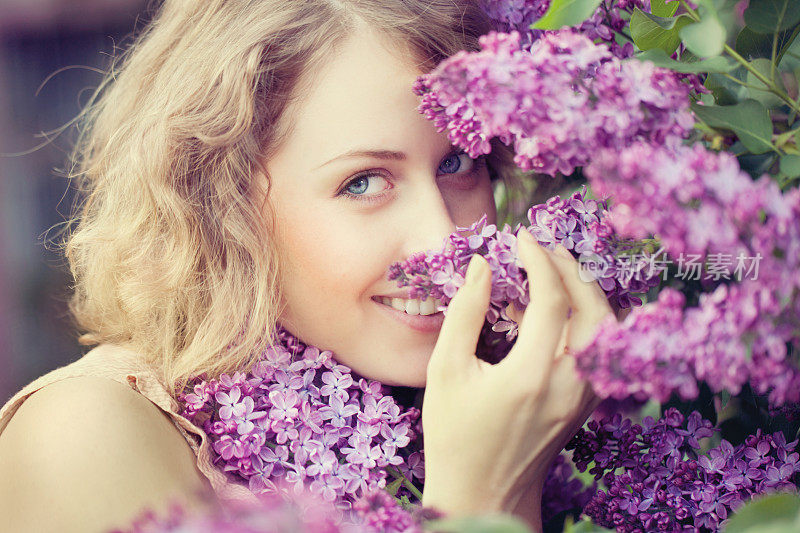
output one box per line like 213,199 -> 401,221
371,296 -> 445,333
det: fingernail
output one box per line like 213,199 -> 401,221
465,255 -> 486,284
518,230 -> 535,246
554,244 -> 572,258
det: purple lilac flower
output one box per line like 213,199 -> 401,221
413,29 -> 694,177
541,454 -> 596,523
585,142 -> 774,259
567,409 -> 800,532
112,480 -> 423,532
480,0 -> 551,48
480,0 -> 647,58
350,489 -> 425,533
578,143 -> 800,406
388,185 -> 660,363
179,326 -> 424,511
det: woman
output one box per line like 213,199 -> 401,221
0,1 -> 613,531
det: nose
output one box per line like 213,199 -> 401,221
401,179 -> 458,257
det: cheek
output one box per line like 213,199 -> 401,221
276,207 -> 380,308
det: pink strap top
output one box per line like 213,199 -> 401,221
0,343 -> 259,505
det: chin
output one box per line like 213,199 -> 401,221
399,372 -> 427,388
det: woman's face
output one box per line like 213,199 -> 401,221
264,28 -> 497,387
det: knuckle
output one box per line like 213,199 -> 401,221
508,370 -> 547,402
583,308 -> 615,328
566,395 -> 585,420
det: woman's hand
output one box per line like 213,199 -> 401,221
421,230 -> 615,531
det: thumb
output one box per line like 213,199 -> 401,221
429,254 -> 491,378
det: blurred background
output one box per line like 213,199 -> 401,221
0,0 -> 149,401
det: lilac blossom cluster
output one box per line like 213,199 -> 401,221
585,142 -> 782,260
412,29 -> 695,177
480,0 -> 645,58
577,143 -> 800,406
566,409 -> 800,531
541,454 -> 596,523
178,326 -> 425,519
387,185 -> 660,362
479,0 -> 550,48
112,481 -> 426,533
526,186 -> 661,309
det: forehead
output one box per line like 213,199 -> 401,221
271,29 -> 432,166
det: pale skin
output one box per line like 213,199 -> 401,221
0,376 -> 218,532
0,24 -> 617,533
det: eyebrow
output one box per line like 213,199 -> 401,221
313,149 -> 407,170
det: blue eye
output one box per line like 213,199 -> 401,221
338,173 -> 392,204
439,152 -> 474,174
345,176 -> 369,195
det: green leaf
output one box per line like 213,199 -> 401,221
716,0 -> 742,10
650,0 -> 679,17
739,151 -> 778,176
705,69 -> 749,104
630,9 -> 694,54
775,127 -> 800,146
713,0 -> 746,28
746,57 -> 789,108
640,398 -> 662,420
724,493 -> 800,533
531,0 -> 603,29
424,514 -> 534,533
635,49 -> 737,72
744,0 -> 800,34
780,31 -> 800,70
735,26 -> 799,61
690,99 -> 775,153
780,154 -> 800,178
680,16 -> 727,58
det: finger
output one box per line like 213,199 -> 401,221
429,254 -> 491,379
547,244 -> 613,320
551,348 -> 589,398
502,230 -> 569,376
545,245 -> 615,352
551,350 -> 600,421
554,318 -> 569,360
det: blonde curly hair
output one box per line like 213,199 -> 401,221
61,0 -> 531,397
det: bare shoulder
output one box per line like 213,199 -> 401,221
0,375 -> 215,533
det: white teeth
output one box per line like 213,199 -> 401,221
418,297 -> 435,315
379,296 -> 442,316
391,298 -> 406,312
